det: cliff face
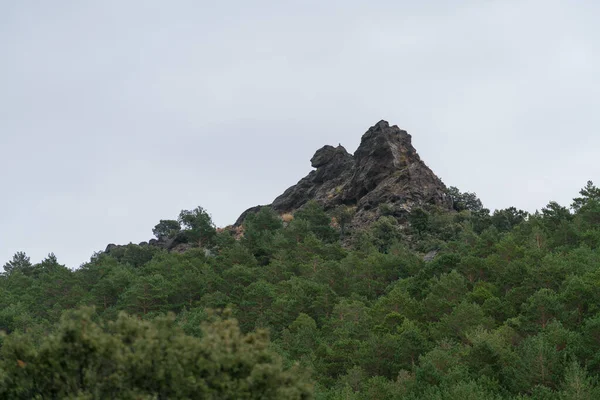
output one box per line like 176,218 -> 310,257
236,120 -> 451,227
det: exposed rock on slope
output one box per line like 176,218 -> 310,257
270,144 -> 354,212
236,120 -> 452,227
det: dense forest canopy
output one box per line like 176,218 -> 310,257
1,181 -> 600,399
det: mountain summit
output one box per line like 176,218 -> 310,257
237,120 -> 451,227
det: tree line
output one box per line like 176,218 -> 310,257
1,182 -> 600,399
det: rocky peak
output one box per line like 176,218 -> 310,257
237,120 -> 451,228
347,120 -> 419,201
354,120 -> 418,167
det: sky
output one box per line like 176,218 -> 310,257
1,0 -> 599,269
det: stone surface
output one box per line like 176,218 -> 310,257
270,144 -> 354,213
237,120 -> 452,228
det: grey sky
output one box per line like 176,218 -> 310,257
1,1 -> 599,268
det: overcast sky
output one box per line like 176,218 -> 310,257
1,1 -> 599,268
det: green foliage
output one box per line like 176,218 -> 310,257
448,186 -> 485,212
558,361 -> 600,399
332,205 -> 355,240
178,206 -> 217,247
409,207 -> 430,236
2,251 -> 33,276
243,207 -> 283,265
492,207 -> 529,232
2,182 -> 600,397
371,216 -> 403,253
0,308 -> 312,399
152,219 -> 181,240
295,201 -> 338,243
571,181 -> 600,212
446,187 -> 492,234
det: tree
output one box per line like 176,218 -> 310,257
280,313 -> 320,360
581,314 -> 600,373
415,339 -> 466,388
314,338 -> 362,382
558,360 -> 600,400
178,206 -> 217,247
571,182 -> 600,235
422,270 -> 468,321
522,288 -> 565,332
152,219 -> 181,240
268,278 -> 335,332
491,207 -> 528,232
359,332 -> 405,378
396,319 -> 429,369
434,301 -> 494,342
31,257 -> 84,320
448,186 -> 484,212
90,265 -> 134,311
465,328 -> 525,391
572,181 -> 600,212
2,252 -> 32,275
560,275 -> 596,326
421,380 -> 504,400
0,308 -> 313,399
332,205 -> 355,240
541,201 -> 578,248
243,207 -> 282,265
541,201 -> 573,227
294,201 -> 337,243
373,284 -> 420,323
239,279 -> 276,330
326,299 -> 372,340
518,331 -> 566,389
245,207 -> 283,233
121,274 -> 171,315
409,207 -> 430,237
34,253 -> 61,275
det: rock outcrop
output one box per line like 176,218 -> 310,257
236,120 -> 452,228
270,145 -> 354,212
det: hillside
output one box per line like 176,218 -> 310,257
1,123 -> 600,398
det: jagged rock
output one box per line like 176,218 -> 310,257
345,121 -> 447,206
105,243 -> 117,253
270,145 -> 354,212
237,120 -> 452,229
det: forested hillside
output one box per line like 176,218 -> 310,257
1,181 -> 600,398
